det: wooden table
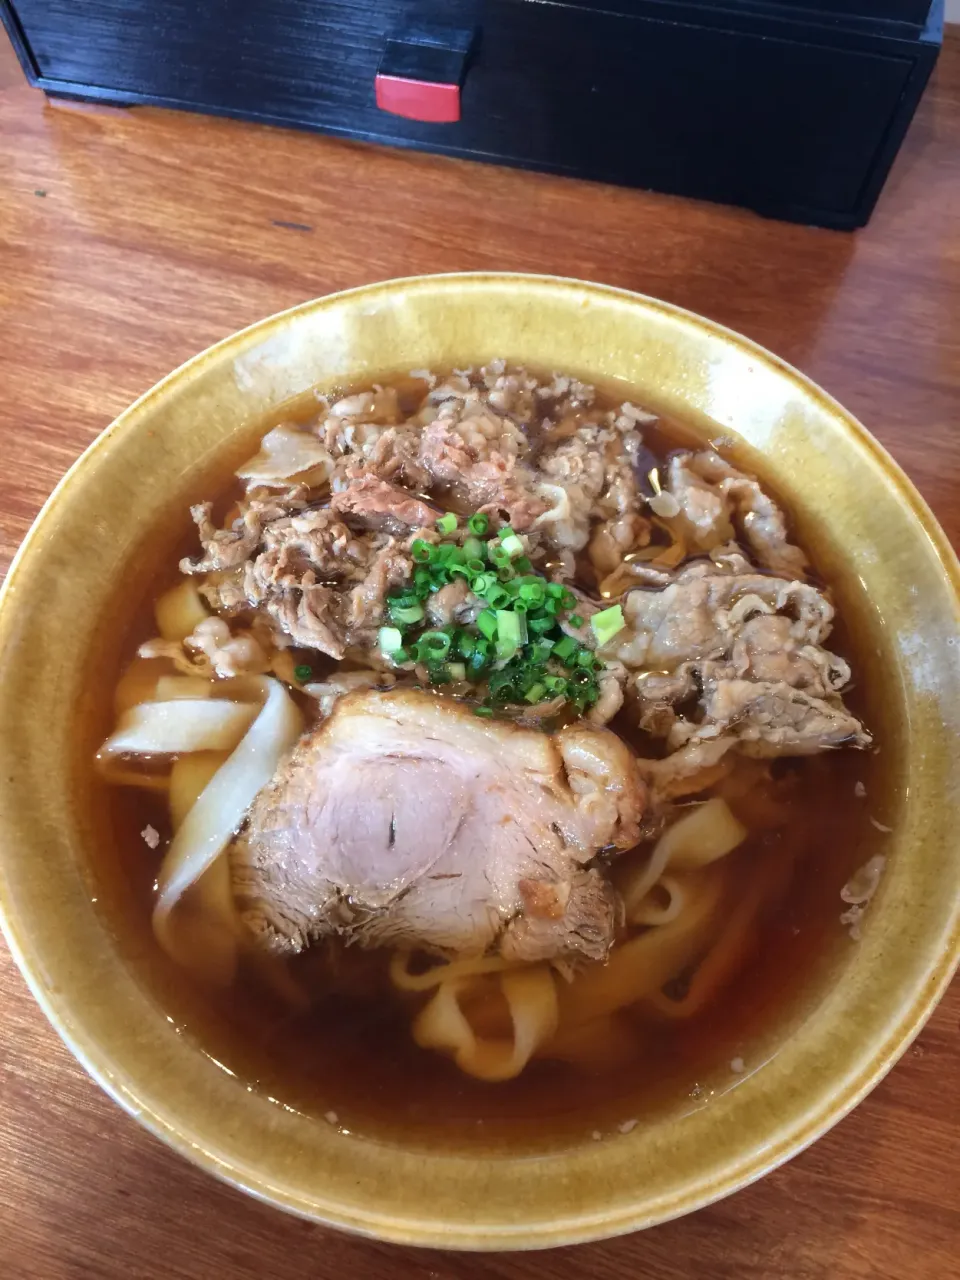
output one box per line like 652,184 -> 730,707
1,27 -> 958,1280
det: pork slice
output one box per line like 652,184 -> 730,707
330,472 -> 439,535
232,689 -> 646,966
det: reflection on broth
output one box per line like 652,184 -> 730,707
93,363 -> 883,1148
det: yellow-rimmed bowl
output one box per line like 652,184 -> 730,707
0,274 -> 958,1248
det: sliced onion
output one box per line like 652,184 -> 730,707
100,700 -> 257,755
236,424 -> 334,484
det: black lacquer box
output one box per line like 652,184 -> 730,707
1,0 -> 943,227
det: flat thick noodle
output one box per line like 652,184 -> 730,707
619,796 -> 747,921
391,953 -> 559,1082
557,863 -> 728,1027
155,580 -> 209,641
153,677 -> 303,985
100,700 -> 258,755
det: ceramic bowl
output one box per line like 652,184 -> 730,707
0,274 -> 958,1249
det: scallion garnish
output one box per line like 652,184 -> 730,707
476,609 -> 498,640
389,600 -> 425,626
415,631 -> 452,661
495,610 -> 522,660
294,663 -> 313,683
411,539 -> 436,564
382,510 -> 607,714
591,603 -> 625,647
552,635 -> 578,663
379,626 -> 405,657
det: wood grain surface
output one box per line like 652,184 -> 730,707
1,27 -> 958,1280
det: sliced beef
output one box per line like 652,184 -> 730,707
232,689 -> 645,966
330,471 -> 439,535
416,399 -> 548,530
425,579 -> 475,627
609,555 -> 868,792
344,541 -> 412,632
666,450 -> 807,578
267,575 -> 347,658
180,502 -> 264,574
609,560 -> 834,670
673,679 -> 870,757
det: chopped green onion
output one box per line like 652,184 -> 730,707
501,533 -> 524,558
546,582 -> 565,599
411,539 -> 436,564
531,640 -> 554,662
458,631 -> 476,658
543,675 -> 568,695
389,601 -> 424,626
463,537 -> 484,562
468,513 -> 489,535
496,610 -> 522,660
415,631 -> 452,661
466,558 -> 486,577
591,603 -> 626,647
512,600 -> 528,615
379,626 -> 405,655
553,635 -> 578,662
527,615 -> 555,634
473,705 -> 494,717
577,648 -> 596,667
469,642 -> 491,672
476,609 -> 498,640
560,590 -> 577,610
449,564 -> 471,580
524,682 -> 546,703
488,546 -> 512,570
482,583 -> 510,609
519,583 -> 546,607
569,613 -> 584,628
437,512 -> 458,534
514,556 -> 533,573
294,663 -> 313,683
446,662 -> 467,681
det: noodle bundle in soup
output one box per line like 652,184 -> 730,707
96,363 -> 878,1141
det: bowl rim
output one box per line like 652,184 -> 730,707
1,271 -> 959,1248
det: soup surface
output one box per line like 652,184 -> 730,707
93,364 -> 888,1151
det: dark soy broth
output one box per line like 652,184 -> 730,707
89,371 -> 892,1153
